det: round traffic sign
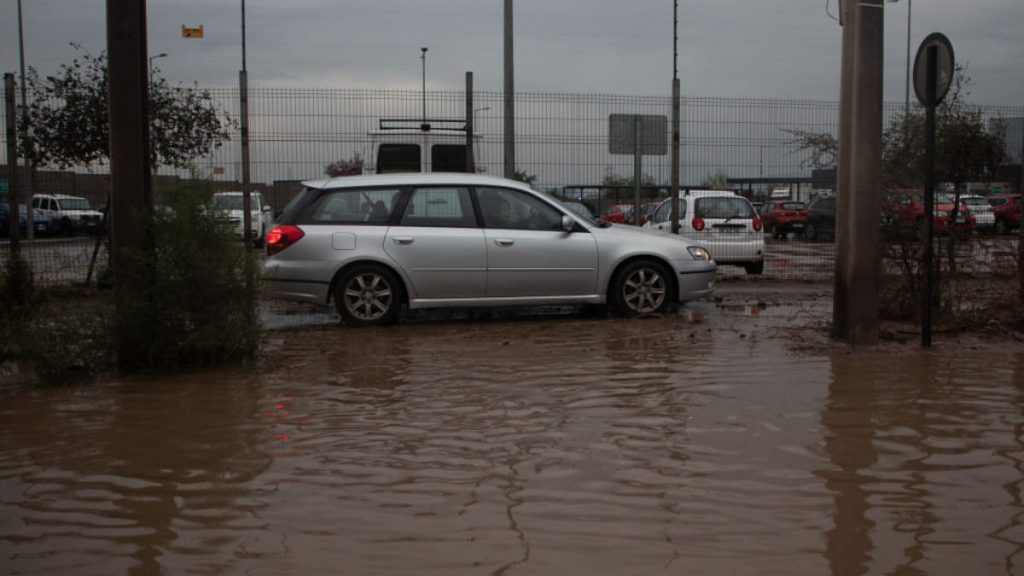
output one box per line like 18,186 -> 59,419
913,33 -> 954,107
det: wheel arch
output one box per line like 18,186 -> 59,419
327,259 -> 411,307
606,254 -> 677,304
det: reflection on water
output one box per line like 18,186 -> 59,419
2,316 -> 1022,574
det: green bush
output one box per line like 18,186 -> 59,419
25,297 -> 116,384
115,188 -> 262,372
0,252 -> 41,363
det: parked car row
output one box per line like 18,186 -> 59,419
1,194 -> 106,238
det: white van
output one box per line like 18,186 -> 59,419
364,119 -> 485,175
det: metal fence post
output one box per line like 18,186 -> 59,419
4,73 -> 20,253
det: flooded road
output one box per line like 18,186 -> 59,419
2,286 -> 1024,575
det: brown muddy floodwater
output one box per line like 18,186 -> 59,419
2,287 -> 1024,575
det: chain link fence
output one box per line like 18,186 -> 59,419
2,88 -> 1022,288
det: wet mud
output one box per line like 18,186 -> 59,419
2,283 -> 1024,575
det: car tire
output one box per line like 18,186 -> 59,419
805,223 -> 818,241
611,260 -> 672,317
744,261 -> 765,275
61,217 -> 75,237
995,219 -> 1008,235
254,226 -> 265,248
335,264 -> 403,327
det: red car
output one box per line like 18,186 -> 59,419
601,204 -> 633,225
884,192 -> 976,235
601,203 -> 658,226
988,194 -> 1021,235
758,200 -> 808,239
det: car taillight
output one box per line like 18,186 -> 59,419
266,225 -> 304,256
752,216 -> 763,232
692,217 -> 705,231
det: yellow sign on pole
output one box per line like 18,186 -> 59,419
181,25 -> 204,38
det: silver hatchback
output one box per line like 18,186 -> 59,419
264,174 -> 716,325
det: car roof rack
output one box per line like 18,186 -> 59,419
378,118 -> 467,133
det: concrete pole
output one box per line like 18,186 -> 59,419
833,0 -> 857,338
844,0 -> 884,344
1019,125 -> 1024,304
465,72 -> 475,173
503,0 -> 515,179
106,0 -> 151,273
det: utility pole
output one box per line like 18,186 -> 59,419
503,0 -> 515,179
17,0 -> 34,240
4,74 -> 20,253
465,71 -> 475,173
835,0 -> 884,344
240,0 -> 252,248
670,0 -> 680,234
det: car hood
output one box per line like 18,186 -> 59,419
593,221 -> 707,250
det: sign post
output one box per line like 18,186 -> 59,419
913,32 -> 954,347
609,114 -> 667,225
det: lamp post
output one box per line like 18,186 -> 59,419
420,47 -> 428,130
148,52 -> 167,77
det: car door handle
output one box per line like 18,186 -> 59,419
494,238 -> 515,247
392,236 -> 415,245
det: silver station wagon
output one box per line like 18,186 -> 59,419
264,174 -> 716,325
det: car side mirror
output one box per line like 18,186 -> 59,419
263,205 -> 272,213
560,215 -> 576,233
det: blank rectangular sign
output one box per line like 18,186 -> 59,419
608,114 -> 668,156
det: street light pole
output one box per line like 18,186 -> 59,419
148,52 -> 167,78
421,47 -> 428,129
904,0 -> 912,118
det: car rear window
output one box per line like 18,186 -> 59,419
304,188 -> 403,224
781,202 -> 805,210
695,197 -> 755,219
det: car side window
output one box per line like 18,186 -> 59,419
400,187 -> 476,228
305,188 -> 402,224
477,187 -> 562,231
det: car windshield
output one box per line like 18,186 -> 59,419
61,198 -> 92,210
694,197 -> 755,219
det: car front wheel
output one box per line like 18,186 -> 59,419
335,265 -> 403,326
611,260 -> 672,316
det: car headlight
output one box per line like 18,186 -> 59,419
688,246 -> 711,261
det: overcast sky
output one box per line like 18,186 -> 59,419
2,0 -> 1022,105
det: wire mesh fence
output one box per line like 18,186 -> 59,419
2,87 -> 1022,290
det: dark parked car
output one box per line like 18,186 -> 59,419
803,195 -> 836,241
758,200 -> 808,239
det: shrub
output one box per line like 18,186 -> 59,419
0,252 -> 41,363
114,187 -> 262,372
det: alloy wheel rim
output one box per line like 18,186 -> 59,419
623,268 -> 666,313
343,273 -> 393,320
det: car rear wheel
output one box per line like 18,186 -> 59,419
335,265 -> 403,326
611,260 -> 672,316
995,219 -> 1008,235
805,223 -> 818,241
744,261 -> 764,275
